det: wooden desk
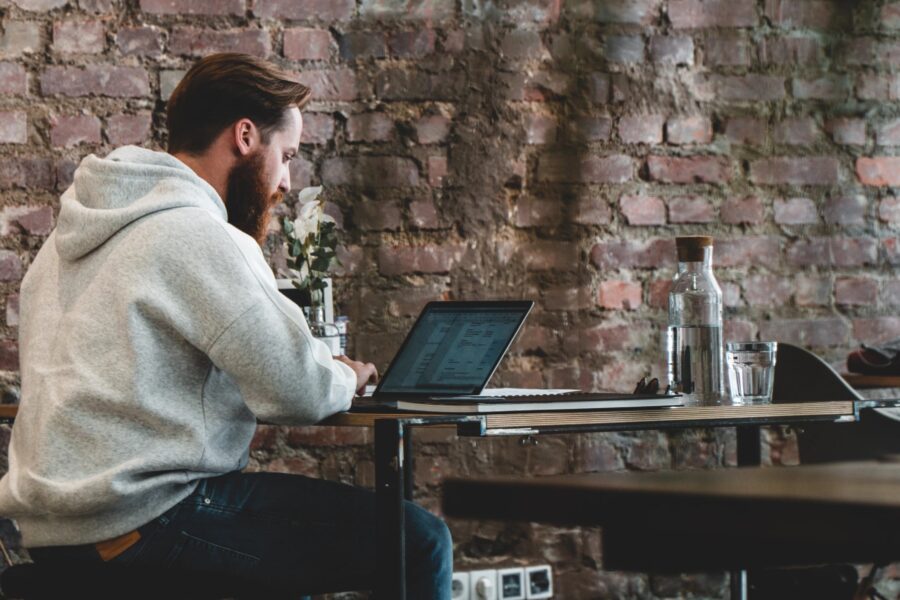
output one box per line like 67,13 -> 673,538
443,461 -> 900,573
842,373 -> 900,389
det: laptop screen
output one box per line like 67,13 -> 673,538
375,301 -> 533,396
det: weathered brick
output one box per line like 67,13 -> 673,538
53,19 -> 104,54
666,115 -> 712,145
749,157 -> 840,186
827,118 -> 866,146
795,276 -> 831,306
500,30 -> 545,60
428,155 -> 447,187
650,35 -> 694,65
725,117 -> 767,146
584,0 -> 661,24
106,112 -> 151,146
589,72 -> 611,103
0,63 -> 27,96
787,237 -> 877,267
284,28 -> 335,61
355,199 -> 401,231
884,2 -> 900,29
521,241 -> 579,271
620,194 -> 665,225
378,244 -> 465,275
835,277 -> 878,306
703,33 -> 752,66
605,35 -> 645,64
668,196 -> 714,223
0,22 -> 42,58
374,68 -> 463,101
254,0 -> 355,20
56,159 -> 77,190
793,76 -> 850,101
80,0 -> 116,13
669,0 -> 757,28
13,206 -> 52,236
0,112 -> 27,144
759,35 -> 823,64
294,69 -> 357,101
289,157 -> 313,191
140,0 -> 244,14
409,198 -> 438,229
884,280 -> 900,307
0,338 -> 18,371
360,0 -> 455,20
876,119 -> 900,146
774,197 -> 817,224
169,27 -> 271,58
537,153 -> 633,183
772,117 -> 820,145
857,157 -> 900,187
298,113 -> 334,145
824,194 -> 866,226
856,73 -> 900,101
41,66 -> 150,98
618,114 -> 664,145
543,286 -> 592,312
598,281 -> 642,310
742,275 -> 793,307
513,197 -> 562,228
11,0 -> 66,9
322,157 -> 419,187
0,251 -> 22,282
0,158 -> 54,190
721,196 -> 765,224
338,31 -> 386,60
647,155 -> 731,184
5,293 -> 17,327
50,114 -> 101,147
116,26 -> 163,57
347,112 -> 394,143
590,238 -> 675,270
524,113 -> 557,144
712,75 -> 786,102
572,196 -> 612,225
758,318 -> 849,347
415,115 -> 450,144
159,70 -> 185,101
717,236 -> 781,267
648,279 -> 672,309
567,116 -> 611,143
390,29 -> 436,58
765,0 -> 846,30
885,238 -> 900,266
880,196 -> 900,224
853,318 -> 900,344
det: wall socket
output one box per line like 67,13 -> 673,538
453,566 -> 552,600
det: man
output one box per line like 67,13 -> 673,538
0,53 -> 452,598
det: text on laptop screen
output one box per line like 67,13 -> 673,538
377,306 -> 527,395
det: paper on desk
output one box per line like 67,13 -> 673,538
479,388 -> 579,397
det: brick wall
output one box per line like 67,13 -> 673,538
0,0 -> 898,597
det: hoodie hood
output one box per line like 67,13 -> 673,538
55,146 -> 227,260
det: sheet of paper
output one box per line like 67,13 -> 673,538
479,388 -> 579,397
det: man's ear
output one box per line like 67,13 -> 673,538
232,118 -> 258,157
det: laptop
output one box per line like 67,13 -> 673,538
361,300 -> 682,413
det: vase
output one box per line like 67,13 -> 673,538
305,288 -> 341,356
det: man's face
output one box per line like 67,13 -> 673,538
226,107 -> 303,244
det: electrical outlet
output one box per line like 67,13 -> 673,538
497,567 -> 526,600
525,565 -> 553,599
470,569 -> 498,600
452,571 -> 470,600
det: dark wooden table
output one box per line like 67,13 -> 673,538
444,461 -> 900,598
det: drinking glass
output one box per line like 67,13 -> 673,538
726,342 -> 778,405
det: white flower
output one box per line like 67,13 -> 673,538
293,198 -> 321,243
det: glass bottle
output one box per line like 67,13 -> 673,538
666,236 -> 724,405
304,305 -> 342,357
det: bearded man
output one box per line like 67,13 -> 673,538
0,53 -> 452,598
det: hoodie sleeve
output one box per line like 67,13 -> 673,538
207,297 -> 356,425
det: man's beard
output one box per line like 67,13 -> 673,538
225,152 -> 284,244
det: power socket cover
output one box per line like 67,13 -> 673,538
452,572 -> 470,600
497,567 -> 526,600
525,565 -> 553,599
470,569 -> 498,600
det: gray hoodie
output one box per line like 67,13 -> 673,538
0,146 -> 356,547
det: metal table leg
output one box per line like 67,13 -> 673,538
375,419 -> 406,600
733,424 -> 761,600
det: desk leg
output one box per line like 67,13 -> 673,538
375,419 -> 406,600
733,425 -> 760,600
403,426 -> 414,501
736,425 -> 761,467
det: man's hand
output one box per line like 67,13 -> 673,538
335,355 -> 379,396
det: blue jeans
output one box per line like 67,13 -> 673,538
30,471 -> 453,599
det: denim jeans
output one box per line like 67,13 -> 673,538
30,471 -> 453,599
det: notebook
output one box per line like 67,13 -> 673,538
362,301 -> 682,413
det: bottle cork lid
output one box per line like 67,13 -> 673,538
676,236 -> 714,261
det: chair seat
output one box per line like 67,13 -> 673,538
0,562 -> 292,600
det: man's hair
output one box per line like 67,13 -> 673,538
167,53 -> 311,155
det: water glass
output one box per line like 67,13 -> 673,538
726,342 -> 778,405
